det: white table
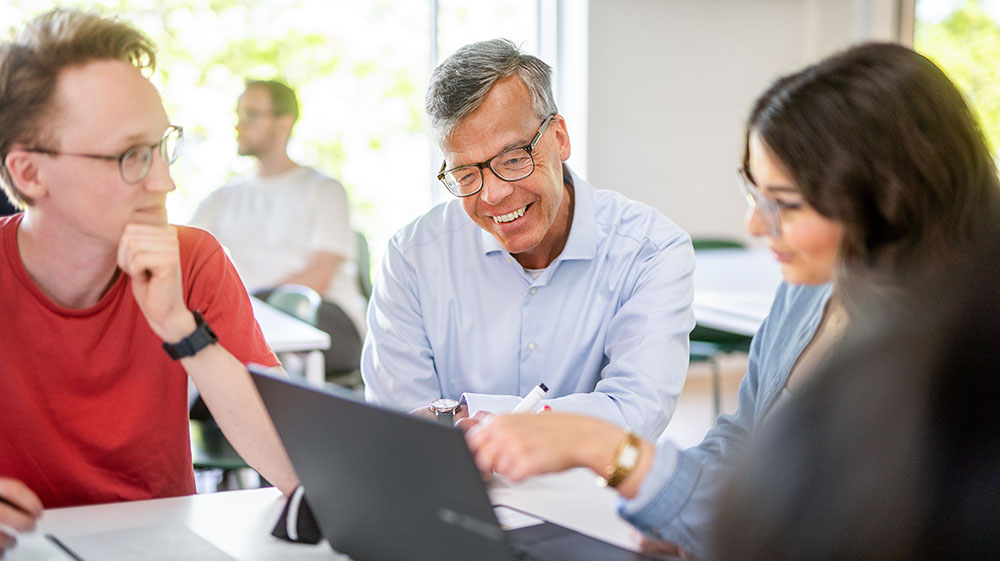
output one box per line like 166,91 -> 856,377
693,248 -> 783,337
251,296 -> 331,385
11,469 -> 638,560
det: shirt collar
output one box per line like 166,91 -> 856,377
480,164 -> 597,263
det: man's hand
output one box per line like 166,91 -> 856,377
116,224 -> 194,342
408,403 -> 471,424
409,404 -> 437,420
0,478 -> 42,555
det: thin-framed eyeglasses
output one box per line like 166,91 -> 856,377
24,125 -> 183,184
437,113 -> 556,197
736,167 -> 781,237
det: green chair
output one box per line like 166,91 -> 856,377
190,419 -> 257,491
266,284 -> 323,326
691,238 -> 754,419
188,285 -> 323,492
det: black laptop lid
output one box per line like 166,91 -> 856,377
250,368 -> 516,561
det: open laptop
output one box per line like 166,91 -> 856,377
250,367 -> 658,561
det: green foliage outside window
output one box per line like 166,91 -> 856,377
916,0 -> 1000,158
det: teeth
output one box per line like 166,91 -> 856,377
493,205 -> 527,224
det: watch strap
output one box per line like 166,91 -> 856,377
162,310 -> 219,360
601,431 -> 641,488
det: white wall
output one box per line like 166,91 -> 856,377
583,0 -> 907,243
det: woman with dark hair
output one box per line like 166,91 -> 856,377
463,42 -> 1000,560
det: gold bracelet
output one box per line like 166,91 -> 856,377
599,431 -> 641,488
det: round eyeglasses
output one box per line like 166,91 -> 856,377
25,125 -> 183,184
736,168 -> 782,237
437,114 -> 555,197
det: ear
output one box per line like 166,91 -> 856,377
552,115 -> 572,162
4,149 -> 47,201
278,115 -> 297,141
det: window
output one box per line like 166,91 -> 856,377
915,0 -> 1000,159
4,0 -> 541,266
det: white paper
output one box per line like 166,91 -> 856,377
493,505 -> 545,530
53,523 -> 237,561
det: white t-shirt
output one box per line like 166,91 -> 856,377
190,166 -> 366,334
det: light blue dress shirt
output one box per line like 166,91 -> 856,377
361,167 -> 695,438
618,281 -> 832,558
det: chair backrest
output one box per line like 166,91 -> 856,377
267,284 -> 323,326
692,237 -> 745,252
355,230 -> 373,301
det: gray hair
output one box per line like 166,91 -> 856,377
425,38 -> 557,144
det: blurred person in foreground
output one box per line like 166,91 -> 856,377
0,9 -> 298,552
464,42 -> 1000,560
715,241 -> 1000,561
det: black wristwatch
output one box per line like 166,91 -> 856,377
162,310 -> 218,360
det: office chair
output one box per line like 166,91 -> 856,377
355,230 -> 373,301
690,238 -> 754,420
266,284 -> 323,326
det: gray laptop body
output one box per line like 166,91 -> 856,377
250,367 -> 657,561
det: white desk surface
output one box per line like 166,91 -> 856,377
693,248 -> 783,337
12,469 -> 636,560
251,296 -> 331,354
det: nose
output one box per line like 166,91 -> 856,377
479,169 -> 513,206
744,205 -> 771,238
143,151 -> 176,194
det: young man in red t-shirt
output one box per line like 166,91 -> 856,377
0,9 -> 298,551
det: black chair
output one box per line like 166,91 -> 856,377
690,238 -> 754,419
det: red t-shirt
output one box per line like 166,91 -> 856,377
0,214 -> 279,508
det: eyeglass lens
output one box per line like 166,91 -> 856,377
737,169 -> 781,235
442,148 -> 534,196
121,127 -> 182,183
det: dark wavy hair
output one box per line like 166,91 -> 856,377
0,8 -> 156,207
743,42 -> 1000,297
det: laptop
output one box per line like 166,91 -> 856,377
250,367 -> 659,561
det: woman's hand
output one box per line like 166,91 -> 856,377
464,412 -> 626,482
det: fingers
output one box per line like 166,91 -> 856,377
116,224 -> 180,280
0,480 -> 42,519
0,529 -> 17,554
638,535 -> 683,556
466,415 -> 537,480
0,480 -> 42,550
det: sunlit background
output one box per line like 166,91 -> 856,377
2,0 -> 998,269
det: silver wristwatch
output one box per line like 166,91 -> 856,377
429,398 -> 461,425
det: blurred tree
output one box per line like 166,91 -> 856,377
916,0 -> 1000,157
3,0 -> 434,256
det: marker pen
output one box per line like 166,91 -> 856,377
511,382 -> 548,414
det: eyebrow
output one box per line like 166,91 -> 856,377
117,125 -> 170,149
449,136 -> 532,169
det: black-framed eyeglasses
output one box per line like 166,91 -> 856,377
736,167 -> 781,237
25,125 -> 183,184
437,113 -> 556,198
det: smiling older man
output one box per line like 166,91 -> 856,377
361,39 -> 695,438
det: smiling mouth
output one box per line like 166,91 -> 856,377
493,204 -> 529,224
